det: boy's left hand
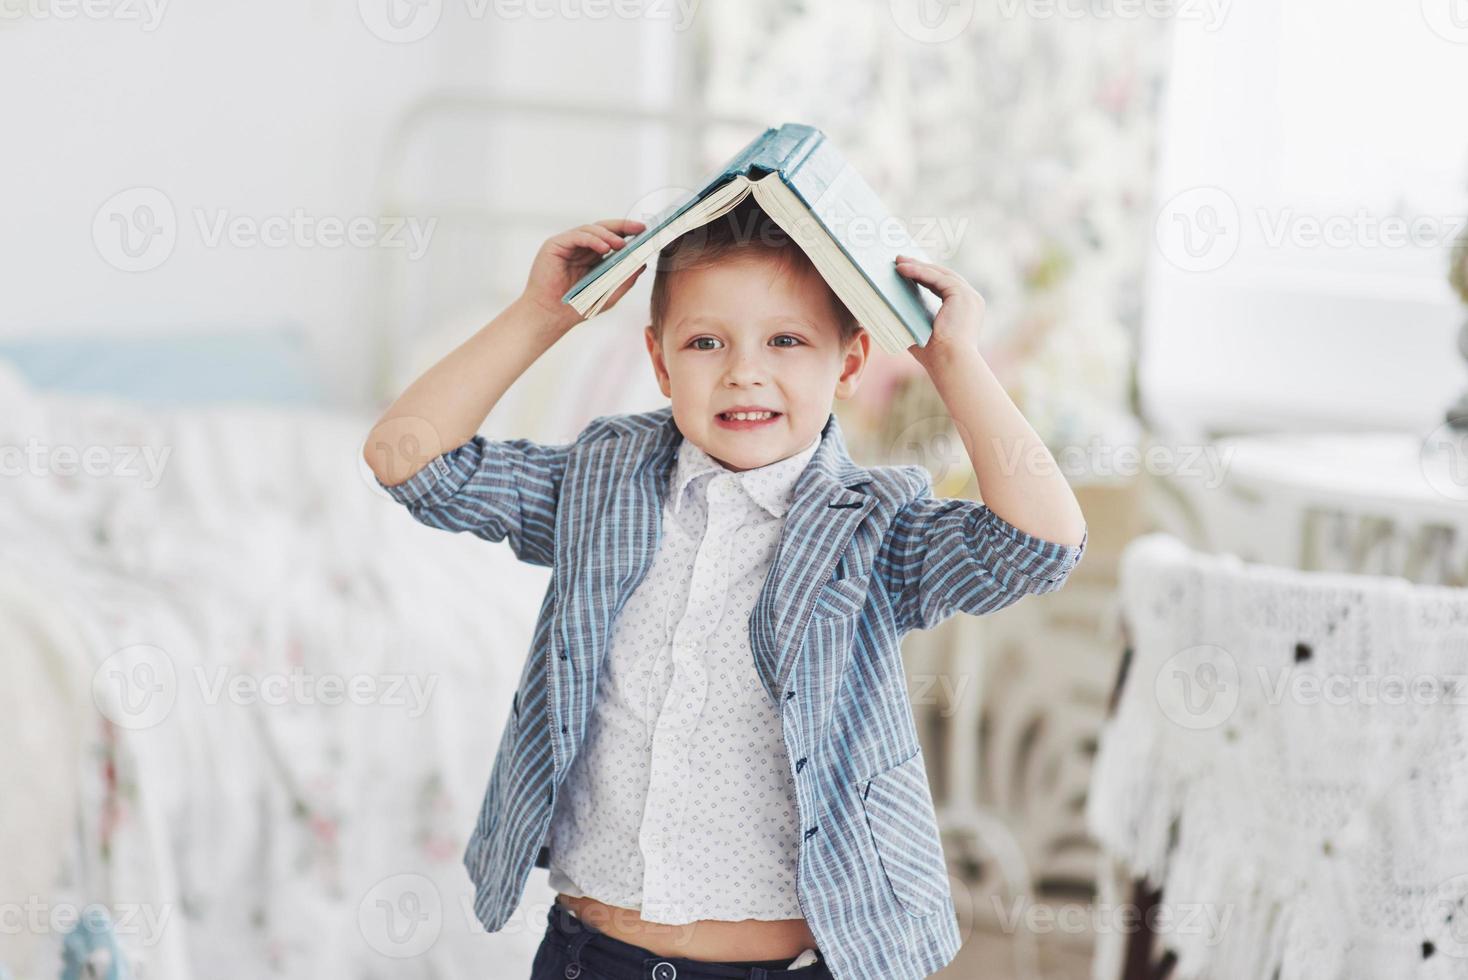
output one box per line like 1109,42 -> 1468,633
894,254 -> 984,369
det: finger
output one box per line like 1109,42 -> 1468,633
596,218 -> 649,236
895,257 -> 962,298
896,256 -> 981,304
553,230 -> 620,256
579,223 -> 627,250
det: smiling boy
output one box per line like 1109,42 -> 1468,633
364,198 -> 1087,980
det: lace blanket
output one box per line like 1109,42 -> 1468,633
1087,534 -> 1468,979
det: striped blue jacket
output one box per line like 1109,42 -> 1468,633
376,404 -> 1086,980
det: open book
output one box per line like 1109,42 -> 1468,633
561,123 -> 942,354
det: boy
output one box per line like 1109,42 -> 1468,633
364,198 -> 1087,980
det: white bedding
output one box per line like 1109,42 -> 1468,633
0,363 -> 559,980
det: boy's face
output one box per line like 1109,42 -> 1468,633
643,253 -> 869,474
640,252 -> 863,475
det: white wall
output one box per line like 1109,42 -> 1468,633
1139,2 -> 1468,440
0,1 -> 675,407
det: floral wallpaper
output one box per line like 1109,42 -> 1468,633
695,1 -> 1172,469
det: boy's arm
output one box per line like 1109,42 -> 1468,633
876,491 -> 1086,633
876,254 -> 1088,633
372,428 -> 574,567
363,218 -> 647,564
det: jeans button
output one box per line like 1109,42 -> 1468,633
563,964 -> 581,979
652,962 -> 678,980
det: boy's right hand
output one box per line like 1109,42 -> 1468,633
518,218 -> 649,335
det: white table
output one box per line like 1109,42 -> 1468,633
1174,429 -> 1468,585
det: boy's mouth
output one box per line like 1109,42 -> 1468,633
715,409 -> 782,430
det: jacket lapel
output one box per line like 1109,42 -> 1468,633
562,408 -> 874,711
748,415 -> 875,707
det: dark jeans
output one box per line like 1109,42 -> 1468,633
528,900 -> 835,980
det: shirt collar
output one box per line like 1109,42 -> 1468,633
671,432 -> 822,519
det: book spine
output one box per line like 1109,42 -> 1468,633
781,128 -> 825,176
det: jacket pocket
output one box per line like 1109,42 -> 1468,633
858,748 -> 950,917
811,575 -> 870,620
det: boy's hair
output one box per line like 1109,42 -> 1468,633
648,196 -> 864,349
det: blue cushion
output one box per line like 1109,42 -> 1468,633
0,326 -> 325,406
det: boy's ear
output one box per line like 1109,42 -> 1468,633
644,324 -> 672,398
833,328 -> 869,400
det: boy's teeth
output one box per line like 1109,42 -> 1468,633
724,411 -> 775,421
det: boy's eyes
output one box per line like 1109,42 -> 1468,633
688,335 -> 803,351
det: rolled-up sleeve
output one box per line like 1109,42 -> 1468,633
375,434 -> 571,568
875,495 -> 1087,634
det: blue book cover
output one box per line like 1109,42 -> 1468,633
562,123 -> 939,349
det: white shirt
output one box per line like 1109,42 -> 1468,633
546,429 -> 823,924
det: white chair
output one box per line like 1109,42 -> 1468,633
1087,532 -> 1468,980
